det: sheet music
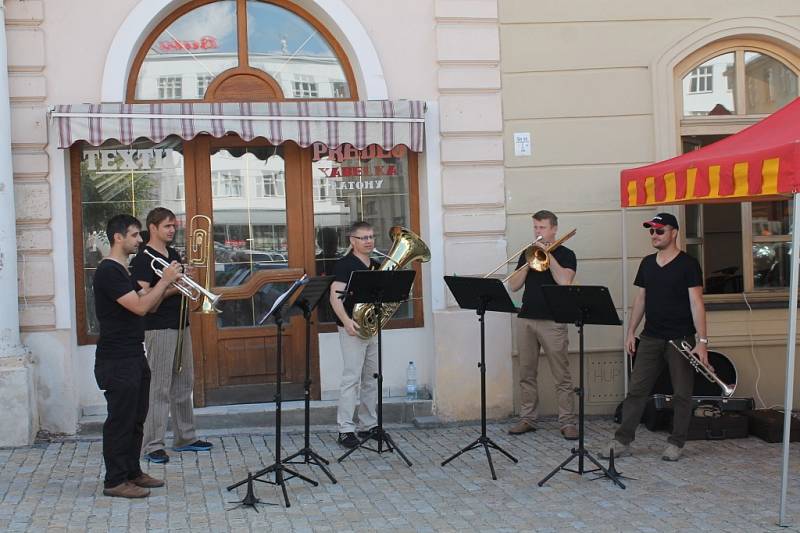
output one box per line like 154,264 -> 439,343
260,274 -> 309,324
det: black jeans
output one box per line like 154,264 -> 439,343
615,335 -> 696,448
94,355 -> 151,488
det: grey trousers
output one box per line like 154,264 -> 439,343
337,327 -> 378,433
516,318 -> 577,427
616,334 -> 696,448
142,327 -> 198,455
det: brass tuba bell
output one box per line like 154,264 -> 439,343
351,226 -> 431,339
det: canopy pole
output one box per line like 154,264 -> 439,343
779,191 -> 800,526
622,208 -> 629,394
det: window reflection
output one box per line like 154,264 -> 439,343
246,1 -> 350,98
311,144 -> 411,323
136,1 -> 238,100
682,53 -> 736,116
753,242 -> 791,289
745,51 -> 798,114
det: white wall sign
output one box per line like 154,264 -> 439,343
513,132 -> 531,157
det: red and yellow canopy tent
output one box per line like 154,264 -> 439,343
620,97 -> 800,526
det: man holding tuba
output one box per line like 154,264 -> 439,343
600,213 -> 707,462
330,221 -> 381,449
507,210 -> 579,440
130,208 -> 212,464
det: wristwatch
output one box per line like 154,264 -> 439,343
698,337 -> 709,344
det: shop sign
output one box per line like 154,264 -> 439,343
83,148 -> 177,173
157,35 -> 218,52
312,142 -> 406,162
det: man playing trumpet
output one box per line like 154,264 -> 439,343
601,212 -> 708,462
507,210 -> 579,440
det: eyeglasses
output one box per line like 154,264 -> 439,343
649,228 -> 666,236
351,235 -> 375,241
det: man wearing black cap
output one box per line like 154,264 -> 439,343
600,212 -> 708,462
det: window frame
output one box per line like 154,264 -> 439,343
126,0 -> 359,103
675,39 -> 800,302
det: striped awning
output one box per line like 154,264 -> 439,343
52,100 -> 426,152
621,98 -> 800,207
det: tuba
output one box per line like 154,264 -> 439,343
351,226 -> 431,339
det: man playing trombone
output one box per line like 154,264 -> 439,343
130,208 -> 212,464
600,212 -> 708,462
507,210 -> 579,440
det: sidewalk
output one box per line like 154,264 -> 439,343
1,418 -> 799,532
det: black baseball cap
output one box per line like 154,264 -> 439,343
643,213 -> 679,230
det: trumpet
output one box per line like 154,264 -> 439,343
669,339 -> 735,397
143,249 -> 222,312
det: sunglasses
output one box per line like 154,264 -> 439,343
649,228 -> 667,235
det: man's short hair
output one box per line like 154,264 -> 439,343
146,207 -> 176,230
106,214 -> 141,244
532,210 -> 558,226
349,221 -> 373,236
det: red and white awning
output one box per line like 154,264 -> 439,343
51,100 -> 426,152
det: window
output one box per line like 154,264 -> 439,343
157,76 -> 183,99
211,171 -> 242,197
689,65 -> 713,93
196,73 -> 214,98
292,75 -> 318,98
72,138 -> 186,340
132,0 -> 355,101
255,171 -> 285,197
677,41 -> 800,297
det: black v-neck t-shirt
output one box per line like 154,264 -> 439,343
517,245 -> 577,320
332,252 -> 381,326
634,251 -> 703,340
93,259 -> 145,359
130,245 -> 188,330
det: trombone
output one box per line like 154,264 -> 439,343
188,214 -> 222,314
485,228 -> 577,283
143,249 -> 222,312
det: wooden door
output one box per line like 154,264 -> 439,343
188,137 -> 313,406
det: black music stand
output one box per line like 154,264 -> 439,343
282,275 -> 337,484
226,275 -> 319,509
536,284 -> 626,489
440,276 -> 520,480
337,269 -> 416,466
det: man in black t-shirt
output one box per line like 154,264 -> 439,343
329,221 -> 381,449
130,208 -> 212,465
507,210 -> 578,440
93,214 -> 181,498
600,212 -> 708,462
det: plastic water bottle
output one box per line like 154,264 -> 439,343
406,361 -> 417,400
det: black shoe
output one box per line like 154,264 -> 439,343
357,428 -> 378,440
144,449 -> 169,464
338,432 -> 359,448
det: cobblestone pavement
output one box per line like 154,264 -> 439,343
2,418 -> 800,532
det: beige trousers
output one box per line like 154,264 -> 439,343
142,326 -> 198,455
337,327 -> 378,433
516,318 -> 577,427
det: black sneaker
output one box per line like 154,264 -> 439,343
144,449 -> 169,464
357,428 -> 378,440
337,432 -> 359,448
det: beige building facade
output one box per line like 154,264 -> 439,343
2,0 -> 800,446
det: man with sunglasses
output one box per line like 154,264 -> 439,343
601,212 -> 708,462
330,221 -> 381,448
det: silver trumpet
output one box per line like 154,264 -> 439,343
143,249 -> 223,312
668,339 -> 734,397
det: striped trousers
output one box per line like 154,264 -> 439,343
142,326 -> 198,455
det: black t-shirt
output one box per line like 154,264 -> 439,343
517,245 -> 577,320
634,251 -> 703,340
332,252 -> 381,326
93,259 -> 145,359
130,245 -> 188,330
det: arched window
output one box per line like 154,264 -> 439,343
128,0 -> 357,102
675,40 -> 800,296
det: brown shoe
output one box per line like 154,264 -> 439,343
508,420 -> 537,435
102,481 -> 150,498
560,424 -> 579,440
130,472 -> 165,488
